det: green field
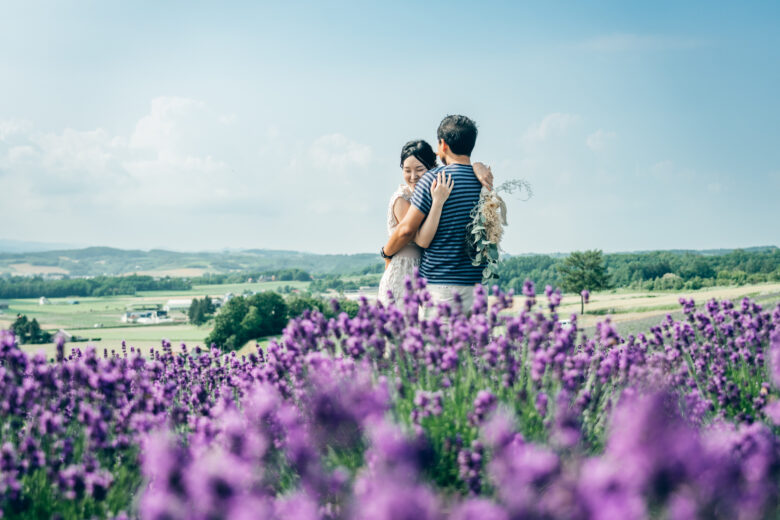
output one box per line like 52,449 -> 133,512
0,280 -> 311,328
15,323 -> 212,358
0,280 -> 310,358
4,280 -> 780,360
136,280 -> 311,298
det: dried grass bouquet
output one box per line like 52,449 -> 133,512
466,177 -> 533,284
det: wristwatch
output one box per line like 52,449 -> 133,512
380,247 -> 393,259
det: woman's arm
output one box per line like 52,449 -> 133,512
392,196 -> 411,224
473,162 -> 493,190
415,171 -> 454,248
385,197 -> 412,269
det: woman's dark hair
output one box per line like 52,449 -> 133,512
400,140 -> 437,171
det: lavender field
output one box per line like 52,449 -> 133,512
2,276 -> 780,519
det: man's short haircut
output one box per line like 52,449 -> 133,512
437,115 -> 478,156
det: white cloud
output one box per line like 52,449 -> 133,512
7,145 -> 36,162
578,34 -> 707,53
34,128 -> 119,176
0,97 -> 240,209
586,129 -> 617,151
129,96 -> 206,152
308,133 -> 372,172
521,113 -> 579,145
0,120 -> 32,141
0,98 -> 390,251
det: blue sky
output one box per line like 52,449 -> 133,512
1,1 -> 778,254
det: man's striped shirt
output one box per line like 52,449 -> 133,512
410,163 -> 485,285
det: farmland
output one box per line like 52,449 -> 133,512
0,280 -> 312,357
4,280 -> 778,355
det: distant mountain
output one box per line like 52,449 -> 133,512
615,246 -> 779,256
0,244 -> 776,278
0,239 -> 88,253
0,246 -> 382,277
506,246 -> 778,258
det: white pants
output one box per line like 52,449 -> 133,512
421,283 -> 476,319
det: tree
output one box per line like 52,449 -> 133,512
188,299 -> 201,324
28,318 -> 42,343
558,250 -> 610,314
205,292 -> 289,352
238,306 -> 265,346
11,315 -> 51,344
247,292 -> 288,337
287,295 -> 326,319
188,296 -> 216,326
203,295 -> 215,315
206,297 -> 249,350
11,314 -> 29,343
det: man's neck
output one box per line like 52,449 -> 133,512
444,154 -> 471,166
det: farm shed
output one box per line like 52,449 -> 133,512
163,299 -> 193,312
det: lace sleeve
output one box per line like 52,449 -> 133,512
386,185 -> 413,235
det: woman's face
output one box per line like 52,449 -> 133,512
402,155 -> 427,187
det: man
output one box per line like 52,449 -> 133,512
381,114 -> 486,314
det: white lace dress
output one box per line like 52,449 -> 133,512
378,184 -> 422,306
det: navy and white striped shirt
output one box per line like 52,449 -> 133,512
410,163 -> 485,285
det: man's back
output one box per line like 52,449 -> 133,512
410,164 -> 485,285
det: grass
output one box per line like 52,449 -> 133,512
1,296 -> 146,329
4,280 -> 779,361
136,280 -> 310,297
0,280 -> 312,329
1,279 -> 302,359
17,323 -> 212,358
585,303 -> 681,316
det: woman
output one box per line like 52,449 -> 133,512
377,140 -> 492,306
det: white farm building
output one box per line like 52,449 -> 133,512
163,299 -> 193,312
121,310 -> 171,325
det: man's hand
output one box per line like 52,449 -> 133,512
384,257 -> 391,270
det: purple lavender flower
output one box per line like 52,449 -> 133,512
469,390 -> 498,426
769,329 -> 780,388
451,498 -> 509,520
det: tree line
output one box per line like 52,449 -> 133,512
205,293 -> 359,352
496,248 -> 780,294
309,275 -> 381,293
0,274 -> 191,299
192,268 -> 312,285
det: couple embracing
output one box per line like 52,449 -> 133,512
378,115 -> 492,314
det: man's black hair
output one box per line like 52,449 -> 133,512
437,115 -> 478,156
400,139 -> 437,171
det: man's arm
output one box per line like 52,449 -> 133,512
383,205 -> 426,256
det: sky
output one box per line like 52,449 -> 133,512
1,1 -> 778,255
